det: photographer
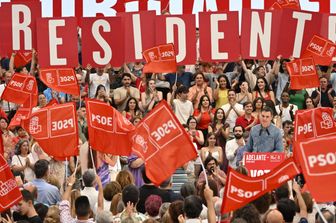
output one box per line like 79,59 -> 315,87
197,155 -> 226,194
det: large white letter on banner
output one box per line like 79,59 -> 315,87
328,16 -> 336,43
250,11 -> 272,57
83,0 -> 117,17
12,5 -> 32,50
49,19 -> 66,66
132,14 -> 143,60
166,17 -> 186,63
92,19 -> 112,65
292,11 -> 312,58
210,14 -> 228,60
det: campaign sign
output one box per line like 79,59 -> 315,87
302,35 -> 336,65
143,43 -> 177,73
243,152 -> 285,177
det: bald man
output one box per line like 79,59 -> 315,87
265,209 -> 285,223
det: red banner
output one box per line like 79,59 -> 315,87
21,103 -> 79,158
0,154 -> 22,212
143,43 -> 177,74
131,101 -> 197,186
286,57 -> 319,90
199,11 -> 240,62
118,11 -> 156,63
0,1 -> 41,53
243,152 -> 286,177
155,15 -> 196,65
294,107 -> 336,202
81,17 -> 125,67
86,99 -> 135,155
39,68 -> 80,96
36,17 -> 78,68
221,158 -> 300,213
14,52 -> 32,68
301,35 -> 336,65
1,73 -> 37,105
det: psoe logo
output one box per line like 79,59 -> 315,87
133,134 -> 148,153
29,116 -> 42,134
320,112 -> 334,129
277,175 -> 289,184
26,80 -> 34,91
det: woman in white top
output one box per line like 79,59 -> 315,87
11,139 -> 35,182
200,133 -> 223,165
141,79 -> 163,114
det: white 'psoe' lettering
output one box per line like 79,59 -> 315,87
297,123 -> 313,135
309,42 -> 323,52
92,114 -> 112,126
151,120 -> 176,141
10,81 -> 23,88
51,118 -> 74,131
230,185 -> 260,198
308,152 -> 336,168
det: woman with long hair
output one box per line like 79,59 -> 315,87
200,133 -> 223,165
1,117 -> 15,163
11,139 -> 35,182
252,97 -> 265,122
213,75 -> 231,108
252,77 -> 275,104
193,95 -> 215,139
95,84 -> 112,105
236,81 -> 252,105
208,108 -> 230,173
122,97 -> 142,121
141,79 -> 162,114
303,96 -> 316,110
188,72 -> 213,109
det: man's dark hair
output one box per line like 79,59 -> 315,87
232,204 -> 261,223
282,120 -> 293,128
233,125 -> 245,133
261,106 -> 274,116
122,73 -> 132,80
251,193 -> 271,214
180,182 -> 196,198
203,154 -> 218,167
122,184 -> 139,205
277,198 -> 296,222
33,160 -> 49,179
274,184 -> 289,201
243,101 -> 253,108
183,195 -> 203,218
176,86 -> 188,94
82,169 -> 96,187
34,203 -> 48,221
21,189 -> 34,203
75,196 -> 91,217
142,167 -> 151,184
169,200 -> 184,223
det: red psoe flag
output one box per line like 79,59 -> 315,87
14,52 -> 32,68
221,158 -> 300,213
0,154 -> 22,212
36,17 -> 78,68
39,68 -> 80,96
21,103 -> 79,158
301,35 -> 336,66
130,101 -> 197,186
294,108 -> 336,202
86,99 -> 135,155
143,43 -> 177,74
1,73 -> 37,105
286,57 -> 319,90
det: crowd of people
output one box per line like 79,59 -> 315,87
0,37 -> 336,223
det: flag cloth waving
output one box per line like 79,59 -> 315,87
143,43 -> 177,74
130,100 -> 197,186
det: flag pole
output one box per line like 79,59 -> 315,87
192,144 -> 208,186
89,146 -> 97,174
314,201 -> 328,223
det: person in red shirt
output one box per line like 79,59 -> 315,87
235,101 -> 258,132
193,95 -> 215,139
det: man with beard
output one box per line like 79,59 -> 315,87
225,125 -> 245,169
113,73 -> 140,112
235,101 -> 257,132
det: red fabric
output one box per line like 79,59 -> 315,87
36,17 -> 78,68
143,43 -> 177,74
235,115 -> 255,130
14,52 -> 32,68
1,73 -> 38,105
193,108 -> 216,130
269,0 -> 301,10
130,101 -> 197,186
294,107 -> 336,202
81,17 -> 125,67
301,35 -> 336,66
0,154 -> 22,212
21,103 -> 79,158
39,68 -> 80,96
286,57 -> 319,90
86,99 -> 135,155
221,157 -> 300,213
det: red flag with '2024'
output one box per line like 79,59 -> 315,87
286,57 -> 319,90
0,154 -> 22,212
294,108 -> 336,202
39,68 -> 80,96
86,99 -> 135,156
143,43 -> 177,74
21,103 -> 79,158
221,157 -> 300,213
130,101 -> 197,186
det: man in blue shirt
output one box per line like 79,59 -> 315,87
246,107 -> 283,152
31,160 -> 61,206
